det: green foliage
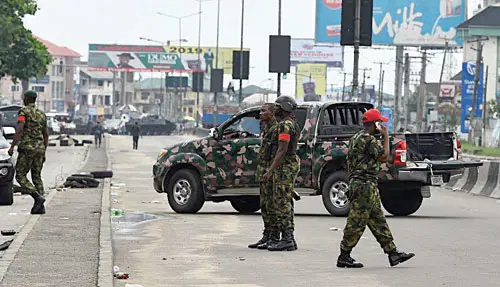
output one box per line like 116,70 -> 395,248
487,99 -> 500,117
0,0 -> 52,82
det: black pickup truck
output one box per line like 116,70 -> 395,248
153,102 -> 482,216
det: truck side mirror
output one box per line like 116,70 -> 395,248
209,127 -> 219,139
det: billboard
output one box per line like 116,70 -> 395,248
295,63 -> 327,101
291,39 -> 343,67
381,107 -> 393,132
315,0 -> 466,47
439,83 -> 456,98
88,44 -> 249,74
461,61 -> 483,134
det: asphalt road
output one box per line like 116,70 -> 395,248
109,135 -> 500,287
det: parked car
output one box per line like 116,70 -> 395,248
153,102 -> 482,216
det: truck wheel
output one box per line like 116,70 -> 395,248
321,171 -> 350,217
379,188 -> 423,216
230,197 -> 261,214
0,182 -> 13,206
166,169 -> 205,213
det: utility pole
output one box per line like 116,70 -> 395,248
417,50 -> 427,133
482,65 -> 489,147
378,70 -> 385,107
239,0 -> 245,107
360,68 -> 371,102
438,40 -> 449,105
351,0 -> 361,100
403,52 -> 410,131
375,61 -> 383,106
469,39 -> 483,144
277,0 -> 282,97
394,46 -> 404,131
196,0 -> 202,127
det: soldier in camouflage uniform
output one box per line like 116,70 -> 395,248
248,103 -> 278,249
8,90 -> 49,215
337,109 -> 414,268
262,96 -> 300,252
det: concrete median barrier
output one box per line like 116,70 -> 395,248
444,161 -> 500,199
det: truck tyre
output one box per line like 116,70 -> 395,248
0,182 -> 13,206
230,197 -> 261,214
379,188 -> 423,216
166,169 -> 205,214
321,171 -> 350,217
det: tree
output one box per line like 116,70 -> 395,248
487,99 -> 500,118
0,0 -> 52,84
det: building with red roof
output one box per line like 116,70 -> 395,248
1,35 -> 81,113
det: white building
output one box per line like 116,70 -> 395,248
79,67 -> 117,120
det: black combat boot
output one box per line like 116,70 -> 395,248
258,231 -> 280,249
336,249 -> 364,268
30,191 -> 46,215
268,229 -> 296,251
388,249 -> 415,267
248,230 -> 269,249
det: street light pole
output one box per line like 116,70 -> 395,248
196,0 -> 202,127
277,0 -> 282,97
239,0 -> 244,107
352,0 -> 361,99
213,0 -> 221,127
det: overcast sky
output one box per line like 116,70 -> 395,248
24,0 -> 481,96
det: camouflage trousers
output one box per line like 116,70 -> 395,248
340,180 -> 396,253
15,150 -> 45,195
260,180 -> 273,232
267,159 -> 299,232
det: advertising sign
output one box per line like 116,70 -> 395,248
291,39 -> 343,67
88,44 -> 249,74
30,75 -> 50,85
381,107 -> 393,132
295,63 -> 327,101
439,83 -> 456,98
461,61 -> 483,134
315,0 -> 466,47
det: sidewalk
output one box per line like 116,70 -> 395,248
0,141 -> 108,287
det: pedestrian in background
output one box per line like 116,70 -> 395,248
93,121 -> 103,148
249,103 -> 277,250
337,109 -> 415,268
8,90 -> 48,214
262,96 -> 300,252
131,122 -> 141,150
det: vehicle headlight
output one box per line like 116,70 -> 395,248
0,150 -> 11,161
158,149 -> 167,159
0,168 -> 8,176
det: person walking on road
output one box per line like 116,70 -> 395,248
337,108 -> 415,268
131,122 -> 141,150
8,90 -> 48,214
262,96 -> 301,252
248,103 -> 278,250
93,121 -> 103,148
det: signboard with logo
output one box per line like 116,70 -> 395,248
295,63 -> 327,101
461,61 -> 484,134
88,44 -> 249,74
381,107 -> 393,132
439,83 -> 456,98
315,0 -> 466,47
291,39 -> 343,67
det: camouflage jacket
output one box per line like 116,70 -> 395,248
275,118 -> 300,167
347,129 -> 383,183
18,103 -> 47,152
257,120 -> 277,180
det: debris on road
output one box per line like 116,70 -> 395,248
1,230 -> 16,236
63,176 -> 99,188
329,227 -> 340,231
0,240 -> 13,251
125,284 -> 144,287
114,272 -> 129,280
111,209 -> 124,217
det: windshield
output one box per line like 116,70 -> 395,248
225,116 -> 260,135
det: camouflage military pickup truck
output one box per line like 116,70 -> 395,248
153,102 -> 482,216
